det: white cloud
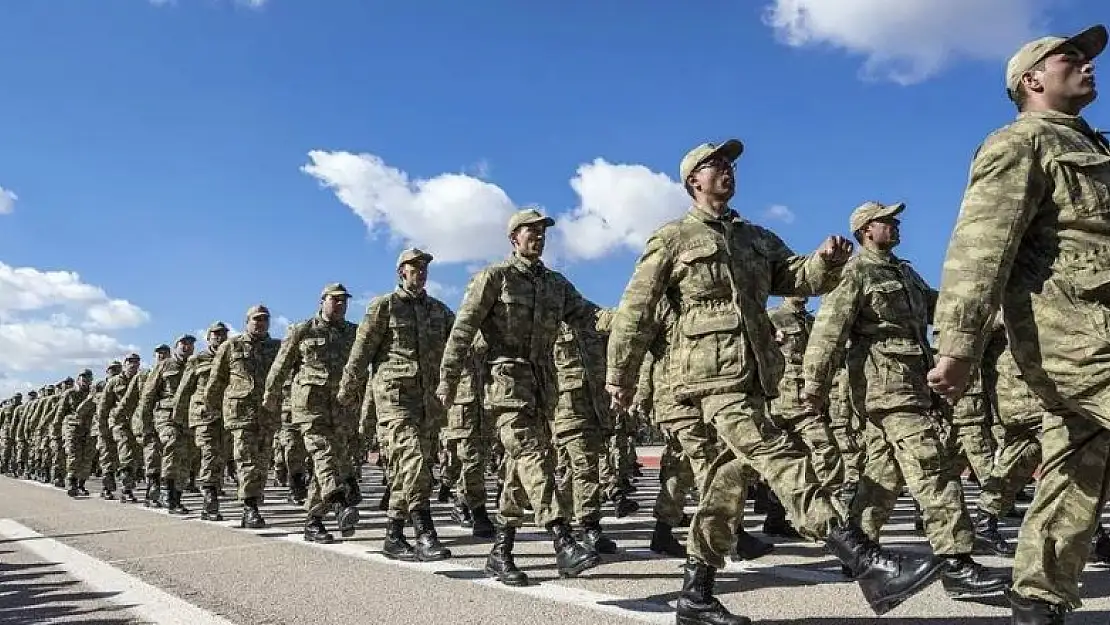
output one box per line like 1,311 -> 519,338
0,320 -> 139,373
560,159 -> 688,261
764,0 -> 1046,84
762,204 -> 796,224
0,187 -> 16,215
302,150 -> 518,264
272,315 -> 291,335
84,300 -> 151,331
0,263 -> 149,330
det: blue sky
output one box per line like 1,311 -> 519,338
0,0 -> 1105,392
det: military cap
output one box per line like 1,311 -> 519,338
679,139 -> 744,183
176,334 -> 197,344
13,392 -> 22,398
507,208 -> 555,236
320,282 -> 352,299
1006,24 -> 1107,95
154,344 -> 171,353
396,248 -> 434,268
106,361 -> 122,371
849,201 -> 905,234
63,377 -> 74,384
124,352 -> 141,362
246,304 -> 270,319
77,368 -> 93,379
26,391 -> 36,398
207,321 -> 229,334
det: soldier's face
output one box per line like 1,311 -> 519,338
208,330 -> 228,349
322,294 -> 349,319
125,360 -> 140,375
1037,46 -> 1097,107
398,261 -> 428,292
511,224 -> 546,259
247,315 -> 270,335
865,217 -> 900,248
77,377 -> 90,390
177,341 -> 195,358
156,351 -> 170,362
688,157 -> 736,201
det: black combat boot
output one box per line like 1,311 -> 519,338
675,558 -> 752,625
164,480 -> 190,515
119,469 -> 138,503
650,520 -> 687,558
450,500 -> 473,527
437,482 -> 452,503
551,521 -> 601,578
732,526 -> 774,561
1090,524 -> 1110,564
66,476 -> 79,498
287,473 -> 307,505
940,554 -> 1010,598
200,487 -> 223,521
77,480 -> 89,496
973,508 -> 1015,557
241,497 -> 266,529
304,516 -> 334,544
825,521 -> 945,615
485,526 -> 528,586
1011,592 -> 1066,625
145,476 -> 162,508
581,519 -> 618,555
100,473 -> 117,500
471,506 -> 496,540
343,475 -> 362,507
382,517 -> 417,561
611,492 -> 639,518
411,508 -> 451,561
332,495 -> 360,538
762,492 -> 802,539
184,472 -> 199,493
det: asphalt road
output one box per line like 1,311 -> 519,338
2,463 -> 1109,625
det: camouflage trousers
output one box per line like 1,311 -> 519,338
773,409 -> 845,491
230,423 -> 277,501
157,424 -> 188,484
193,420 -> 227,489
274,422 -> 308,480
95,417 -> 119,477
62,426 -> 95,481
50,435 -> 65,479
852,412 -> 974,554
554,428 -> 604,525
692,392 -> 843,569
492,406 -> 559,529
949,419 -> 996,484
139,429 -> 162,478
295,394 -> 356,516
977,415 -> 1043,517
441,402 -> 491,511
111,420 -> 141,478
654,418 -> 718,527
380,417 -> 437,520
0,435 -> 14,473
607,414 -> 633,495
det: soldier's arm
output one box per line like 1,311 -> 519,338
802,269 -> 863,399
606,231 -> 675,390
171,361 -> 198,426
634,350 -> 656,416
203,341 -> 233,414
338,297 -> 389,403
96,378 -> 118,424
439,270 -> 498,398
765,230 -> 845,297
934,132 -> 1045,363
136,363 -> 164,424
359,373 -> 377,440
262,324 -> 305,410
113,375 -> 141,422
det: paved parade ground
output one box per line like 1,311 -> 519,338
2,461 -> 1109,625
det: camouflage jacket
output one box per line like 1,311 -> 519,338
262,314 -> 358,414
552,322 -> 612,434
339,287 -> 454,424
768,300 -> 814,418
205,332 -> 282,428
634,298 -> 699,424
443,333 -> 487,438
98,373 -> 133,429
173,348 -> 220,428
993,334 -> 1051,426
438,253 -> 610,415
121,370 -> 152,434
57,387 -> 94,431
139,356 -> 190,429
608,205 -> 844,401
803,246 -> 937,416
934,111 -> 1110,407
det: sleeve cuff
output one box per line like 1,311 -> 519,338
936,329 -> 979,361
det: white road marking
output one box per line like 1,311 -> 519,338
0,518 -> 239,625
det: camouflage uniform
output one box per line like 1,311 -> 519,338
827,363 -> 863,487
0,394 -> 22,474
339,259 -> 454,560
104,356 -> 143,497
263,283 -> 359,541
138,340 -> 193,513
93,363 -> 123,497
931,24 -> 1110,613
60,371 -> 96,492
949,364 -> 997,484
174,329 -> 227,506
439,334 -> 494,534
206,308 -> 282,525
276,378 -> 308,503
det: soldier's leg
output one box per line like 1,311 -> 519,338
457,436 -> 490,516
193,422 -> 223,521
553,441 -> 573,520
978,420 -> 1043,518
272,432 -> 288,486
157,425 -> 190,514
439,437 -> 462,499
850,419 -> 904,541
96,418 -> 119,498
560,429 -> 614,552
62,428 -> 81,495
1010,405 -> 1110,612
784,411 -> 845,491
283,424 -> 309,504
51,436 -> 66,485
951,419 -> 996,484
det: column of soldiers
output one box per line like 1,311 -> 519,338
1,24 -> 1108,625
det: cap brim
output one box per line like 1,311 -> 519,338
1065,24 -> 1108,61
323,292 -> 352,299
518,216 -> 556,230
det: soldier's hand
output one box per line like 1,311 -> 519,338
927,356 -> 973,403
607,384 -> 634,411
817,235 -> 854,266
435,385 -> 456,410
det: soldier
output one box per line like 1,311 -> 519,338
438,333 -> 496,538
206,305 -> 282,528
927,24 -> 1107,623
94,362 -> 123,499
174,322 -> 230,521
46,378 -> 76,488
59,370 -> 97,497
338,249 -> 454,562
277,377 -> 309,505
802,201 -> 1007,599
105,352 -> 144,502
437,208 -> 607,586
139,336 -> 195,514
123,344 -> 172,506
263,283 -> 360,544
606,140 -> 943,624
0,393 -> 23,475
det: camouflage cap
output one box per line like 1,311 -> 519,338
679,139 -> 744,183
246,304 -> 270,319
78,368 -> 93,379
396,248 -> 434,268
507,208 -> 555,236
1006,24 -> 1107,95
124,352 -> 141,362
207,321 -> 229,334
320,282 -> 352,299
175,334 -> 196,344
849,201 -> 905,234
154,344 -> 171,353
